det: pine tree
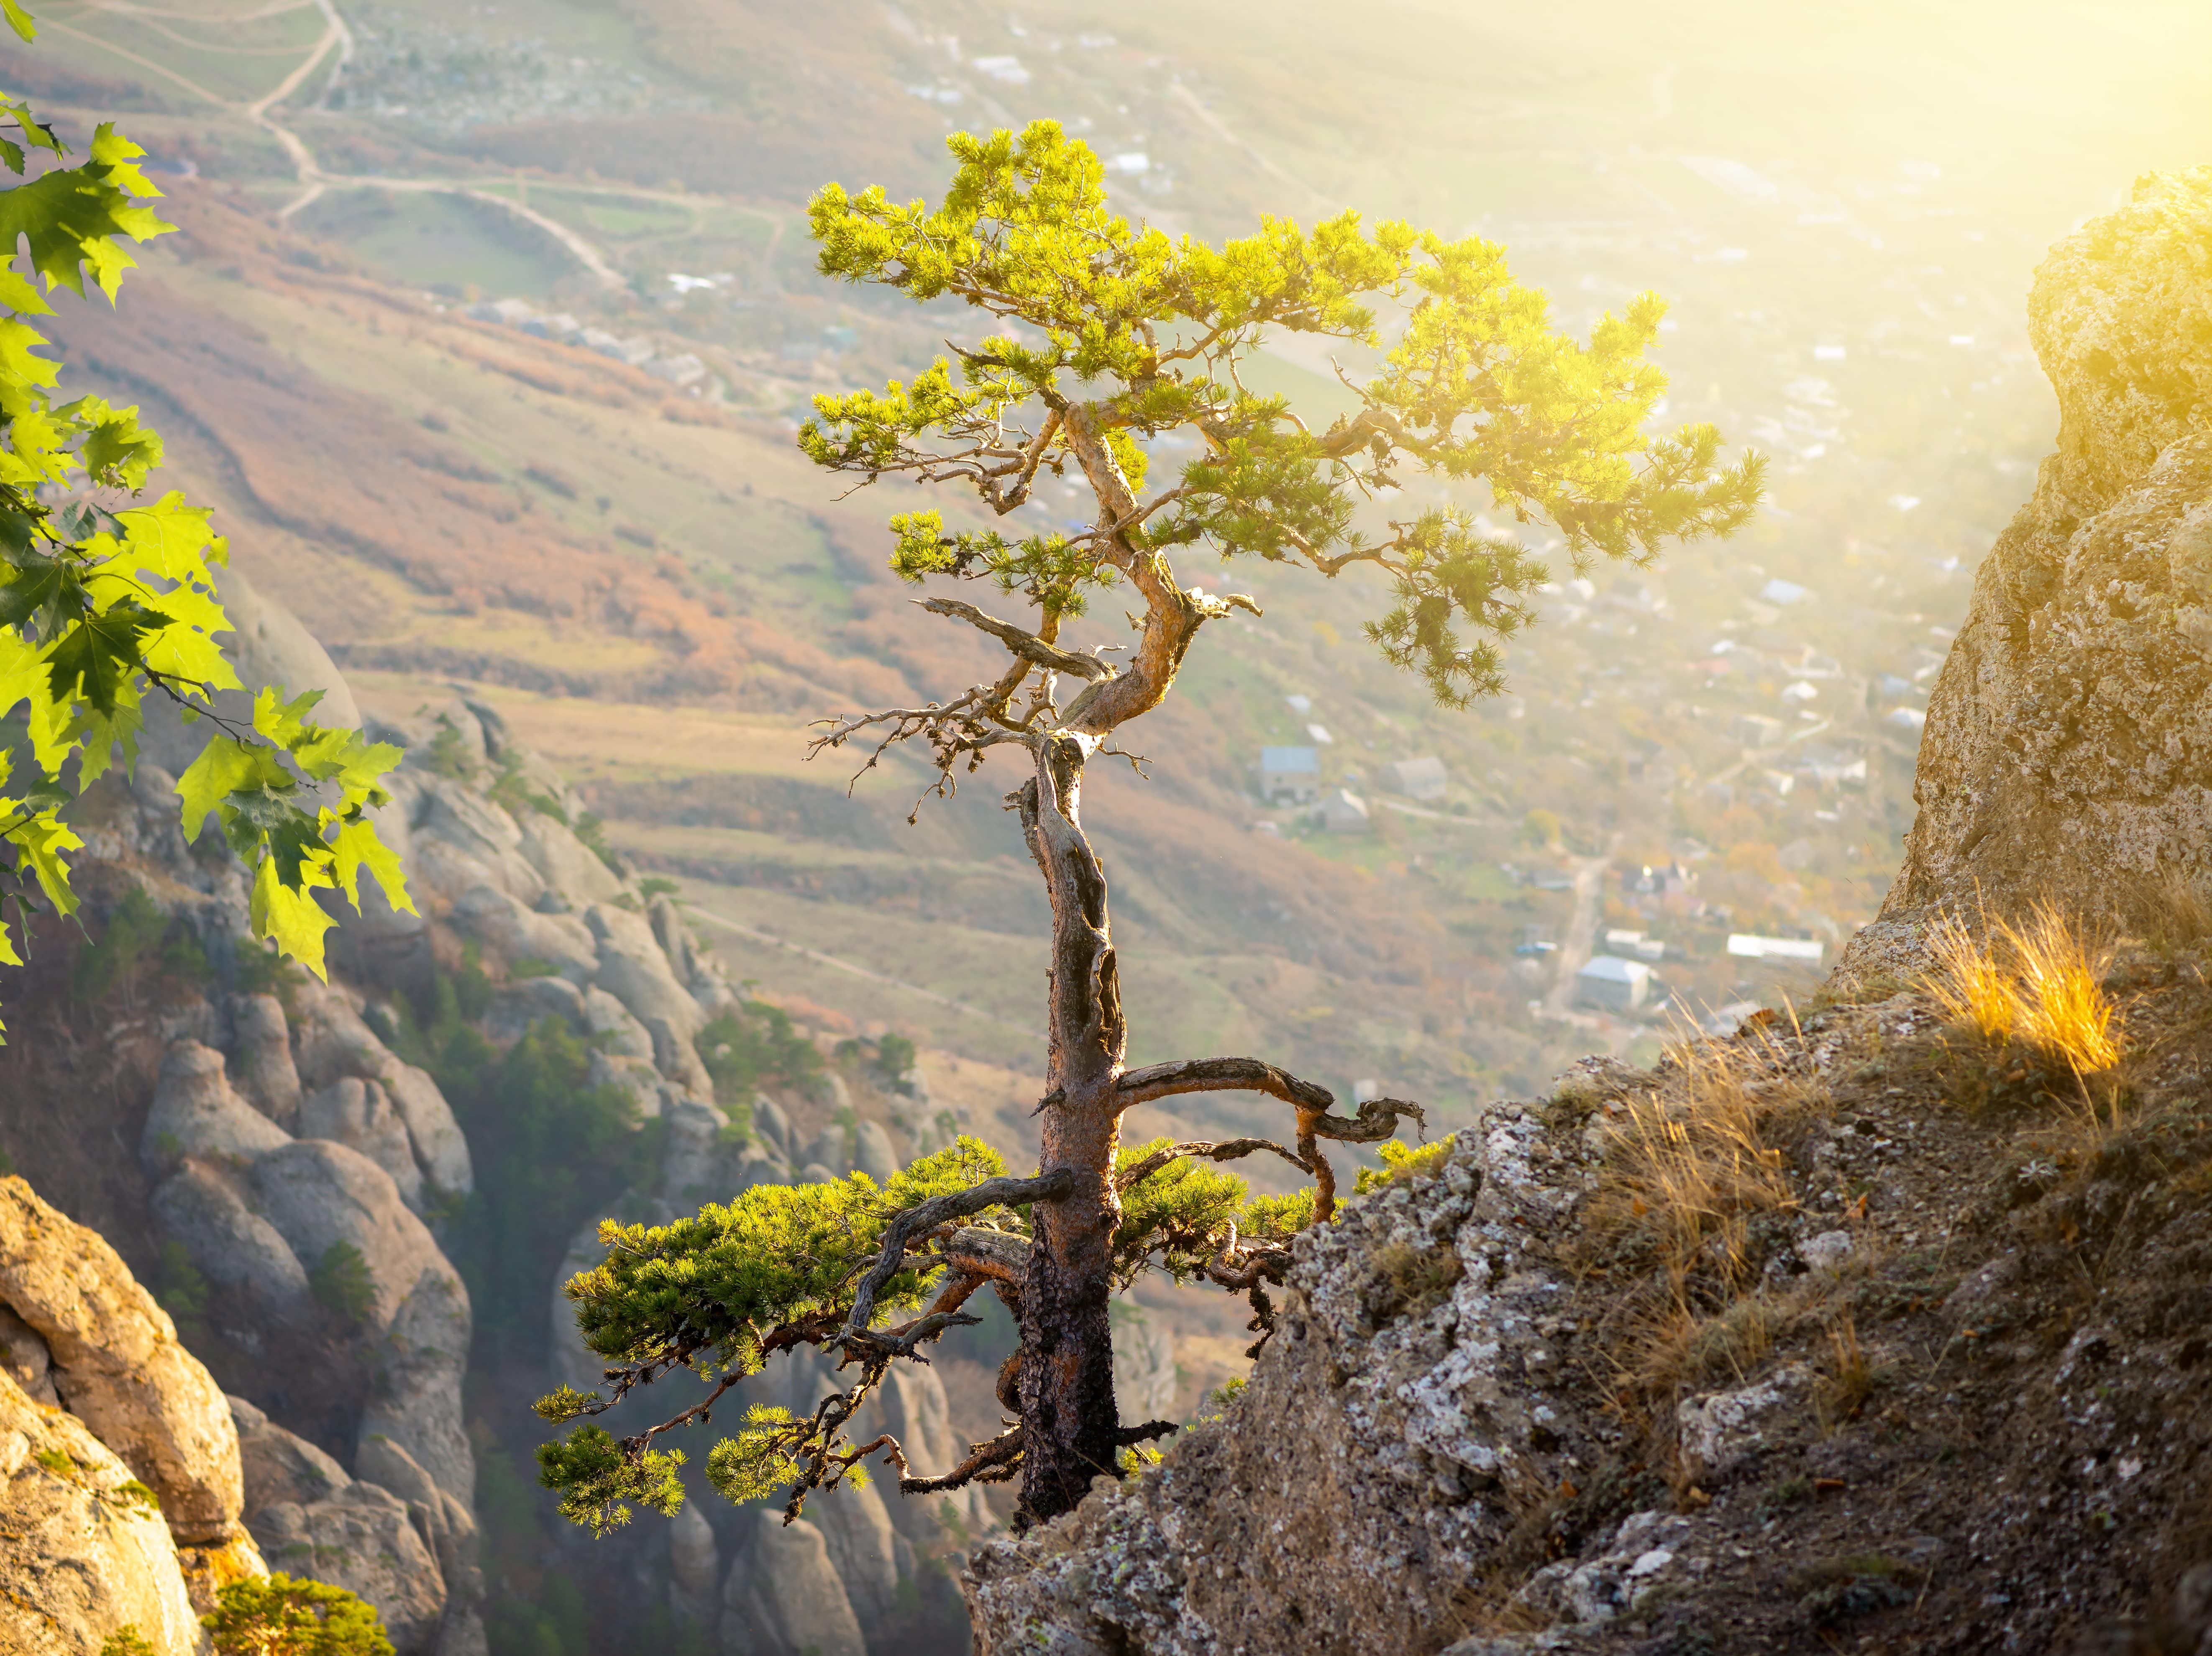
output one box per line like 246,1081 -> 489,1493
538,121 -> 1762,1534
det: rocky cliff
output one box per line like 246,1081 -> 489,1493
1,1178 -> 260,1654
962,167 -> 2212,1656
1851,164 -> 2212,967
0,572 -> 990,1652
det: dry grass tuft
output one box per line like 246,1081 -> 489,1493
2130,870 -> 2212,956
1927,910 -> 2023,1043
1368,1239 -> 1464,1323
1926,902 -> 2122,1078
2008,903 -> 2122,1076
1579,1038 -> 1819,1398
1813,1309 -> 1878,1431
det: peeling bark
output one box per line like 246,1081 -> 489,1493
1011,730 -> 1129,1527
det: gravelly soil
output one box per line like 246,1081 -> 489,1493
1470,954 -> 2212,1655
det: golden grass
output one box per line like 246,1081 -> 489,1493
2128,870 -> 2212,956
2008,903 -> 2122,1075
1926,910 -> 2022,1043
1925,902 -> 2121,1077
1579,1038 -> 1818,1398
1813,1308 -> 1877,1432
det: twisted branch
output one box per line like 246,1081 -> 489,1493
1115,1136 -> 1312,1191
836,1170 -> 1075,1349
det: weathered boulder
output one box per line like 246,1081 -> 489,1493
300,1078 -> 426,1212
358,1434 -> 484,1656
252,1482 -> 448,1653
582,985 -> 655,1059
851,1120 -> 899,1184
232,1395 -> 348,1514
1110,1303 -> 1177,1425
231,993 -> 303,1128
517,812 -> 624,906
812,1476 -> 903,1634
0,1301 -> 59,1406
242,1140 -> 475,1502
0,1367 -> 204,1656
291,984 -> 473,1204
1856,164 -> 2212,963
963,1121 -> 1601,1656
406,775 -> 545,906
856,1363 -> 991,1545
0,1176 -> 246,1546
246,1141 -> 450,1334
448,884 -> 598,983
140,1041 -> 292,1176
483,974 -> 586,1043
753,1095 -> 794,1159
356,1269 -> 475,1507
149,1161 -> 313,1315
584,901 -> 712,1094
719,1508 -> 867,1656
669,1502 -> 719,1629
662,1098 -> 735,1206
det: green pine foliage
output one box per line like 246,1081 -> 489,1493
698,1000 -> 823,1104
441,1014 -> 662,1360
0,8 -> 411,1034
1354,1133 -> 1459,1195
307,1241 -> 376,1327
803,120 -> 1762,709
202,1572 -> 395,1656
536,1130 -> 1370,1528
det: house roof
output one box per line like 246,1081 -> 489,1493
1260,746 -> 1320,772
1577,954 -> 1653,984
1385,755 -> 1448,784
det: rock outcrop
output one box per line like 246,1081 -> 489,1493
964,978 -> 2212,1654
1853,164 -> 2212,972
0,1368 -> 204,1656
0,1177 -> 269,1654
0,1178 -> 246,1548
141,1013 -> 478,1512
231,1397 -> 481,1656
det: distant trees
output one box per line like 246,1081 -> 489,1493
0,4 -> 409,1035
537,123 -> 1760,1535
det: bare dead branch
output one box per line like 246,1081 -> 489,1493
1115,1136 -> 1313,1191
899,1422 -> 1026,1493
1114,1420 -> 1179,1447
1113,1056 -> 1337,1112
920,595 -> 1116,680
934,1225 -> 1030,1282
837,1170 -> 1076,1348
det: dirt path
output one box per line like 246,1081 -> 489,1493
1543,854 -> 1613,1015
684,902 -> 1030,1033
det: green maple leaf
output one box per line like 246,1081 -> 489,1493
249,849 -> 336,982
174,733 -> 287,842
1,5 -> 37,49
8,804 -> 79,916
0,144 -> 174,301
0,550 -> 72,629
71,396 -> 161,488
40,597 -> 158,715
328,813 -> 414,916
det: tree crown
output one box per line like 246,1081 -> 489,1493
802,120 -> 1762,712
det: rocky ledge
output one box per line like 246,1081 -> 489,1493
968,964 -> 2212,1654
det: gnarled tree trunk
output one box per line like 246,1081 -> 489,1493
1011,733 -> 1128,1527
